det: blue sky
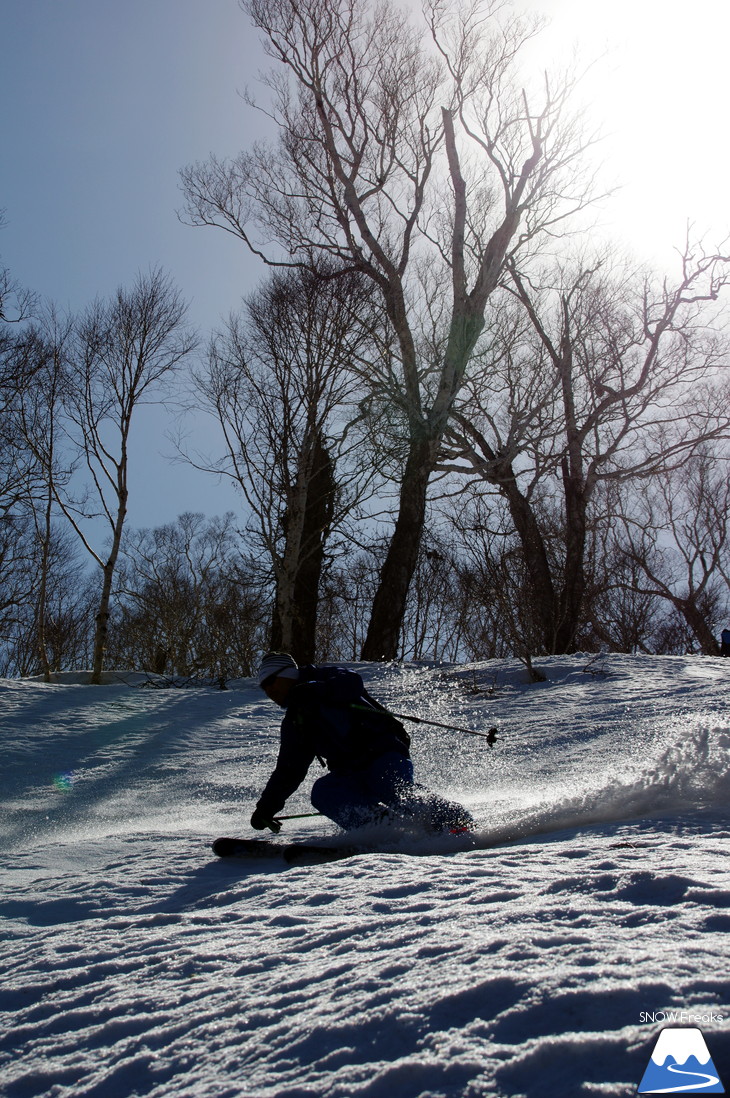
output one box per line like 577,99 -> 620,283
2,0 -> 265,321
2,0 -> 266,530
2,0 -> 727,535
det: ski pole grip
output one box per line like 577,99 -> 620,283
265,817 -> 282,834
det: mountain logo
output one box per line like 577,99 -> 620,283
638,1028 -> 725,1093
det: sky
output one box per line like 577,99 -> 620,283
1,0 -> 728,534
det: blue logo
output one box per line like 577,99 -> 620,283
638,1028 -> 725,1093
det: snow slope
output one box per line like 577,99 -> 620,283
1,654 -> 728,1097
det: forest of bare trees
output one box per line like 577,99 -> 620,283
2,0 -> 729,681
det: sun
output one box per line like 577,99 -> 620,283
526,0 -> 730,264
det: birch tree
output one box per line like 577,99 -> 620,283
60,269 -> 195,683
179,0 -> 595,659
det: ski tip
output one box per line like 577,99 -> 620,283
212,836 -> 236,857
212,836 -> 274,857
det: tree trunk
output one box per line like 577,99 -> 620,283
270,455 -> 310,656
91,562 -> 115,684
497,470 -> 560,654
673,597 -> 721,656
271,432 -> 336,664
36,485 -> 54,683
361,435 -> 436,660
291,433 -> 336,664
554,311 -> 588,654
554,466 -> 588,654
90,490 -> 127,684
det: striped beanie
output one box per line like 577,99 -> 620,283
258,652 -> 299,687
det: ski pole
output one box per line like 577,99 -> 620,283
353,704 -> 498,745
277,812 -> 322,821
394,712 -> 498,745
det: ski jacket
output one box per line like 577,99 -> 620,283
256,665 -> 410,818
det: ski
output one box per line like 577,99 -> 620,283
211,829 -> 477,865
212,836 -> 364,864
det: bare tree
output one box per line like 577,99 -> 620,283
1,525 -> 92,678
616,448 -> 730,655
0,316 -> 45,527
0,311 -> 89,679
577,505 -> 662,654
0,213 -> 37,327
191,266 -> 377,663
447,488 -> 548,670
315,551 -> 380,661
10,309 -> 79,679
111,512 -> 267,678
179,0 -> 597,659
441,241 -> 730,652
396,530 -> 466,661
58,269 -> 196,683
0,259 -> 47,660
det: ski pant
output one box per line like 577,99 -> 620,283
310,750 -> 472,831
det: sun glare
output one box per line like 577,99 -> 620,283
530,0 -> 729,264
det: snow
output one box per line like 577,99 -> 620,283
1,653 -> 728,1098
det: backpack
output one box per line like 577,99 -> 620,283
349,691 -> 411,755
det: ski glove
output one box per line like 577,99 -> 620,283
250,807 -> 281,832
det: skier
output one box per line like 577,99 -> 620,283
250,652 -> 473,834
721,628 -> 730,656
